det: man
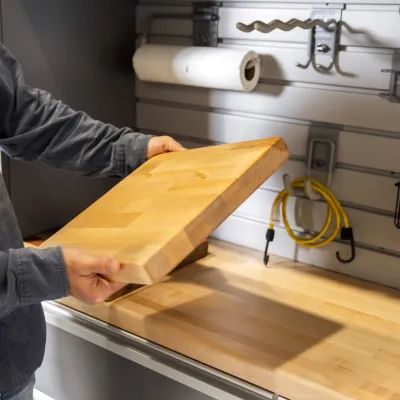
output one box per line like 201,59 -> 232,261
0,43 -> 184,400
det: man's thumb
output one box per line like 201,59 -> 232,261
84,255 -> 121,276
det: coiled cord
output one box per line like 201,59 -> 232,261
264,177 -> 355,265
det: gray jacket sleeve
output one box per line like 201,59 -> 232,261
0,43 -> 152,177
0,247 -> 69,318
0,43 -> 150,313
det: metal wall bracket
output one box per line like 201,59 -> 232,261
380,52 -> 400,102
281,125 -> 339,201
193,2 -> 221,47
141,2 -> 221,47
306,125 -> 339,185
303,125 -> 340,200
297,4 -> 344,72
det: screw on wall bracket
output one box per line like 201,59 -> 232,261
316,43 -> 331,53
312,158 -> 327,169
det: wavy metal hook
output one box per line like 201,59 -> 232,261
236,18 -> 336,34
236,16 -> 340,73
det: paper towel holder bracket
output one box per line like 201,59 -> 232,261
193,2 -> 221,47
141,2 -> 221,48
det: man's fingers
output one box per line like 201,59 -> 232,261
166,137 -> 185,152
92,277 -> 127,304
147,136 -> 186,159
79,253 -> 121,276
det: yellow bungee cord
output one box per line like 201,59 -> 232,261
263,176 -> 355,265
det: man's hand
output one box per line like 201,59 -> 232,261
147,136 -> 185,159
62,248 -> 126,305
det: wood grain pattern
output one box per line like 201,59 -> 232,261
105,241 -> 209,302
57,238 -> 400,400
39,138 -> 288,284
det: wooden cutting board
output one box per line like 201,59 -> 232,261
40,138 -> 288,284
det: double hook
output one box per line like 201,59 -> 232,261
281,136 -> 355,264
282,174 -> 356,264
296,20 -> 338,73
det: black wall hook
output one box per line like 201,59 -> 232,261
263,229 -> 275,265
336,227 -> 355,264
394,181 -> 400,228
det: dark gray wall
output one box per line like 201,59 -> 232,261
37,325 -> 213,400
1,0 -> 137,238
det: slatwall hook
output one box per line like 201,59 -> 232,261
336,227 -> 356,263
304,179 -> 321,200
314,21 -> 339,73
394,181 -> 400,228
296,29 -> 314,69
282,174 -> 294,195
282,174 -> 305,198
282,173 -> 319,201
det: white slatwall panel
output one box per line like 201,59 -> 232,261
138,103 -> 400,172
223,44 -> 392,90
135,3 -> 400,289
137,5 -> 400,48
137,80 -> 400,133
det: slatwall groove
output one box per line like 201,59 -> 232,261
135,2 -> 400,288
212,216 -> 400,290
137,80 -> 400,133
146,128 -> 400,182
137,103 -> 400,172
231,209 -> 400,258
140,125 -> 400,181
140,1 -> 400,5
139,128 -> 399,217
139,97 -> 400,140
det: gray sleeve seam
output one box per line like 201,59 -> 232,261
15,250 -> 25,304
114,137 -> 127,176
56,247 -> 70,297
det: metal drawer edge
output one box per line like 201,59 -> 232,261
43,301 -> 284,400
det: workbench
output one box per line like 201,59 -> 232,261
28,238 -> 400,400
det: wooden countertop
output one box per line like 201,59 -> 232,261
28,238 -> 400,400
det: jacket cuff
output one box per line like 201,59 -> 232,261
14,246 -> 69,305
115,131 -> 153,177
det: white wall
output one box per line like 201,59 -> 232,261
135,1 -> 400,289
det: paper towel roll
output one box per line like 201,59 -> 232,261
133,44 -> 261,92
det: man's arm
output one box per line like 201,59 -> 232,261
0,43 -> 151,178
0,247 -> 68,317
0,246 -> 126,318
